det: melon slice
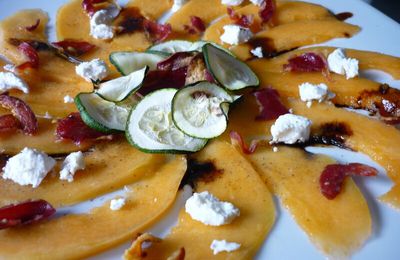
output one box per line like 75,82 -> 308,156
0,156 -> 186,259
140,141 -> 275,259
247,146 -> 372,258
0,139 -> 165,207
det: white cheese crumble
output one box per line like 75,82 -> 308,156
210,240 -> 241,255
59,151 -> 85,182
272,146 -> 279,152
172,0 -> 189,12
3,64 -> 16,73
75,59 -> 109,82
270,114 -> 312,144
63,95 -> 74,103
89,4 -> 120,40
327,48 -> 359,79
0,72 -> 29,93
250,0 -> 264,6
185,191 -> 240,226
221,0 -> 244,6
298,82 -> 335,107
250,47 -> 263,58
110,198 -> 126,211
220,25 -> 253,45
2,148 -> 56,188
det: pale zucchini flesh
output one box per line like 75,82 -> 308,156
109,52 -> 166,75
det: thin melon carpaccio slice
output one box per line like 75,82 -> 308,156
129,0 -> 172,20
203,1 -> 333,49
166,0 -> 227,41
56,0 -> 152,74
248,46 -> 400,79
249,69 -> 386,109
232,19 -> 360,60
0,139 -> 165,207
0,10 -> 92,118
0,156 -> 186,259
0,117 -> 92,156
142,141 -> 275,259
288,100 -> 400,208
247,146 -> 372,258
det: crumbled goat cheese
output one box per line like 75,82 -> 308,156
63,95 -> 74,103
298,82 -> 335,107
0,72 -> 29,93
210,240 -> 241,255
172,0 -> 189,11
272,146 -> 279,152
43,112 -> 52,119
185,191 -> 240,226
2,148 -> 56,188
220,25 -> 253,45
270,114 -> 312,144
327,48 -> 359,79
221,0 -> 244,6
59,151 -> 85,182
75,59 -> 109,82
250,47 -> 263,58
3,64 -> 16,73
110,198 -> 126,211
250,0 -> 264,6
90,5 -> 120,40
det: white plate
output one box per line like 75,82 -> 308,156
0,1 -> 399,259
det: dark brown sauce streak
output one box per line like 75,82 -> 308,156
179,158 -> 222,189
247,37 -> 297,59
115,7 -> 145,35
335,12 -> 354,21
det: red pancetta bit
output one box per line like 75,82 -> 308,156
320,163 -> 378,200
230,131 -> 260,154
16,42 -> 39,70
52,40 -> 96,56
143,19 -> 172,43
253,88 -> 289,121
259,0 -> 276,24
184,16 -> 206,34
139,68 -> 187,96
0,94 -> 38,135
0,200 -> 56,230
227,7 -> 254,28
283,52 -> 328,73
82,0 -> 107,16
56,112 -> 107,144
157,52 -> 195,71
0,114 -> 21,132
25,19 -> 40,32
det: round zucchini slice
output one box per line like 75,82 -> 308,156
75,93 -> 130,133
202,43 -> 259,90
97,66 -> 148,102
147,40 -> 193,54
126,89 -> 207,153
172,82 -> 234,139
109,52 -> 166,75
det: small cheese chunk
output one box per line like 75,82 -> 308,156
90,6 -> 120,40
210,240 -> 241,255
75,59 -> 109,82
250,0 -> 264,6
250,47 -> 263,58
221,0 -> 244,6
327,48 -> 359,79
2,148 -> 56,188
172,0 -> 188,12
3,64 -> 16,73
270,114 -> 312,144
0,72 -> 29,93
110,198 -> 126,211
298,82 -> 335,106
185,191 -> 240,226
63,95 -> 74,103
220,25 -> 253,45
59,151 -> 85,182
